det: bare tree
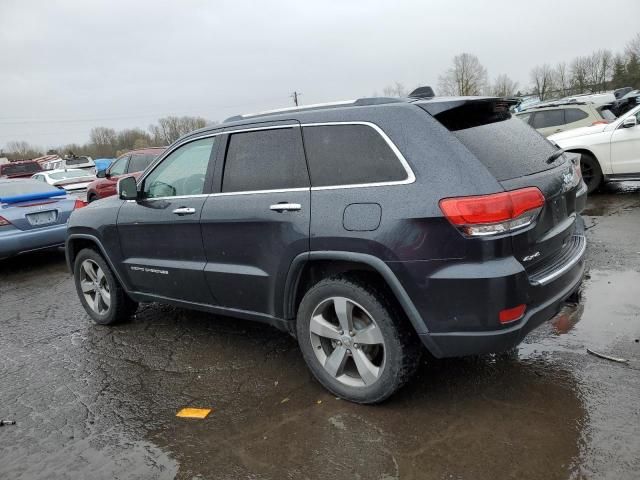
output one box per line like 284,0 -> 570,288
382,82 -> 408,97
4,141 -> 42,160
149,116 -> 209,145
570,56 -> 589,94
625,32 -> 640,59
530,64 -> 555,101
554,62 -> 570,97
489,74 -> 518,97
438,53 -> 487,96
90,127 -> 117,157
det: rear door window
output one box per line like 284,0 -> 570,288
222,127 -> 309,193
128,154 -> 157,173
302,124 -> 407,187
565,108 -> 589,123
599,108 -> 616,121
531,110 -> 565,128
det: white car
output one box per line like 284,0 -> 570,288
548,105 -> 640,193
31,168 -> 96,197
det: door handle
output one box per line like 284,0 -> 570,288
270,203 -> 301,212
172,207 -> 196,215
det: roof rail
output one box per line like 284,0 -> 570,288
526,99 -> 590,109
224,97 -> 405,123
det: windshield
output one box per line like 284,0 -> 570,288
0,180 -> 60,197
49,170 -> 91,180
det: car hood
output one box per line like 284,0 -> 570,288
549,124 -> 608,141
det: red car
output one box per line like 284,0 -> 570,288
0,159 -> 43,179
86,147 -> 164,202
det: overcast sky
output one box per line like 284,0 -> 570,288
1,0 -> 638,150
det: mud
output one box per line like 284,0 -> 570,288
1,183 -> 639,480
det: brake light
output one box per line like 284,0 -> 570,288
591,120 -> 609,125
0,215 -> 11,226
439,187 -> 545,236
499,304 -> 526,324
74,199 -> 87,209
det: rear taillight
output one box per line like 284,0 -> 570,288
499,304 -> 526,324
439,187 -> 545,237
74,199 -> 87,209
591,120 -> 609,126
0,215 -> 11,226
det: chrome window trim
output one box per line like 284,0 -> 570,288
136,121 -> 416,199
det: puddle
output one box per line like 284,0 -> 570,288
520,270 -> 640,359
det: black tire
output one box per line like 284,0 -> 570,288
296,275 -> 420,404
73,248 -> 137,325
87,193 -> 97,203
580,153 -> 603,194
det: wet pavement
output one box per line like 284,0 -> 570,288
1,183 -> 639,480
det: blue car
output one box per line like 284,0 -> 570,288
0,178 -> 85,260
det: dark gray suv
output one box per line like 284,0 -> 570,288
67,95 -> 587,403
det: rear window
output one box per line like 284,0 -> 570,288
128,154 -> 157,173
0,180 -> 59,198
427,103 -> 558,181
599,108 -> 616,121
65,157 -> 91,166
302,124 -> 408,187
565,108 -> 589,123
48,170 -> 90,180
0,162 -> 42,176
531,110 -> 565,128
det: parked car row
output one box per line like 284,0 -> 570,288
515,101 -> 616,137
0,147 -> 164,260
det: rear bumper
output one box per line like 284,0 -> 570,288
0,223 -> 67,259
388,223 -> 587,358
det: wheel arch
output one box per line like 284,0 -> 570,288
66,234 -> 128,290
283,251 -> 433,344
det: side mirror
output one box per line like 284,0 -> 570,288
117,176 -> 139,201
96,169 -> 106,178
622,116 -> 638,128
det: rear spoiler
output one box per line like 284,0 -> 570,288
0,190 -> 66,205
416,97 -> 518,116
416,97 -> 519,131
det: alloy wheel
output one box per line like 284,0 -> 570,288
79,259 -> 111,315
309,296 -> 385,387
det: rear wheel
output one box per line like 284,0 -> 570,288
296,275 -> 420,404
73,248 -> 137,325
580,153 -> 602,194
87,193 -> 97,203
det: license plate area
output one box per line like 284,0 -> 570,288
27,210 -> 57,226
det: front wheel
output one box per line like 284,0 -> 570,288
73,248 -> 137,325
580,153 -> 603,194
296,276 -> 420,404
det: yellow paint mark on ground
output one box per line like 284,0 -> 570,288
176,407 -> 212,419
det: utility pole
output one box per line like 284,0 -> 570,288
291,91 -> 301,106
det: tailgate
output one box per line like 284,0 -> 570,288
501,155 -> 585,277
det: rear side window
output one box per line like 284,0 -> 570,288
222,128 -> 308,192
531,110 -> 565,128
302,124 -> 407,187
128,153 -> 157,173
565,108 -> 589,123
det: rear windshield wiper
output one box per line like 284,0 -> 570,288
547,148 -> 566,164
